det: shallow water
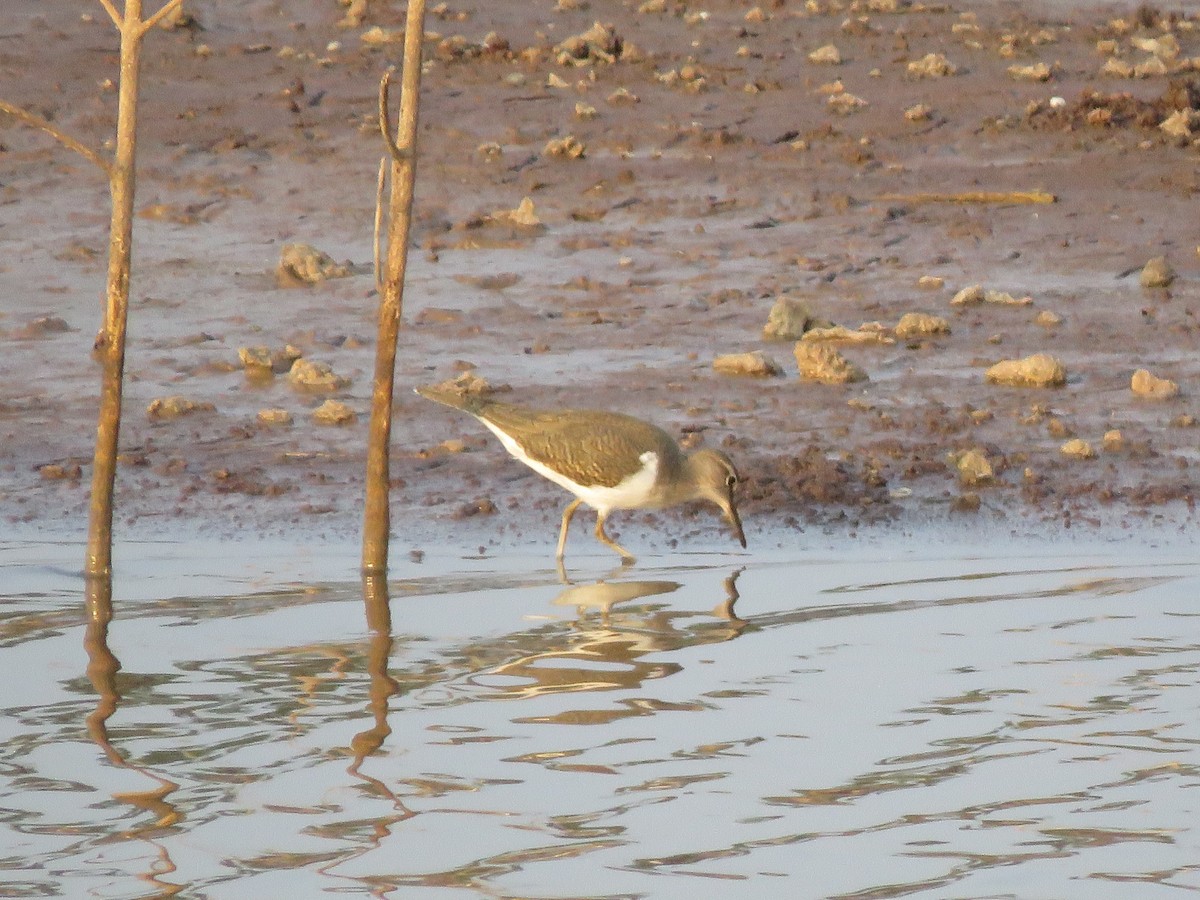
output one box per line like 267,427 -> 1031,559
2,537 -> 1200,899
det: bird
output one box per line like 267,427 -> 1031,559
415,383 -> 746,563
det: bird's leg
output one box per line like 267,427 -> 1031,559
594,511 -> 635,565
556,498 -> 584,560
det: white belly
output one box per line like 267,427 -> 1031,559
481,420 -> 660,514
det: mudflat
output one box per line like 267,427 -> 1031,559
2,0 -> 1198,552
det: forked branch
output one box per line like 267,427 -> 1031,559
138,0 -> 185,38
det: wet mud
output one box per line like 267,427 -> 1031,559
2,0 -> 1199,553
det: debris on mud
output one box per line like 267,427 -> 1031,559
986,354 -> 1067,388
763,297 -> 824,341
713,351 -> 783,377
1140,255 -> 1176,288
1060,438 -> 1096,459
894,312 -> 950,339
312,399 -> 357,425
794,343 -> 868,384
1131,368 -> 1180,399
276,243 -> 352,286
954,448 -> 995,486
147,396 -> 216,421
288,359 -> 351,391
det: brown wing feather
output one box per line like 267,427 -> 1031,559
480,405 -> 679,488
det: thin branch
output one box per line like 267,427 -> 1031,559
878,190 -> 1056,205
97,0 -> 124,29
0,100 -> 112,176
377,68 -> 412,164
138,0 -> 185,38
373,156 -> 386,293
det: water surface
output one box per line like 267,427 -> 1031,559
2,537 -> 1199,898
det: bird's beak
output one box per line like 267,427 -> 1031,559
724,499 -> 746,549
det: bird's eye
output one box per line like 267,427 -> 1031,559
726,474 -> 738,487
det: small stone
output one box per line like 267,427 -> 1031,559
808,44 -> 841,65
1008,62 -> 1053,81
906,52 -> 957,78
827,92 -> 867,114
1035,310 -> 1063,327
1140,256 -> 1175,288
950,284 -> 1032,306
1060,438 -> 1095,459
1102,429 -> 1124,451
312,399 -> 357,425
1130,368 -> 1179,399
713,351 -> 783,377
504,196 -> 542,227
917,274 -> 943,289
147,396 -> 216,420
276,243 -> 351,285
985,353 -> 1066,388
905,103 -> 933,122
894,312 -> 950,339
801,324 -> 894,345
257,408 -> 293,426
1160,109 -> 1195,140
239,345 -> 274,372
288,358 -> 350,391
574,101 -> 598,120
950,284 -> 984,305
544,135 -> 586,159
955,448 -> 994,486
763,296 -> 817,340
794,343 -> 868,384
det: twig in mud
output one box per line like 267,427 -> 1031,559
878,190 -> 1057,205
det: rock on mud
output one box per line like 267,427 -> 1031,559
794,343 -> 867,384
240,344 -> 303,376
713,351 -> 782,377
147,396 -> 216,420
894,312 -> 950,338
1140,256 -> 1175,288
312,399 -> 357,425
951,285 -> 1033,306
801,324 -> 893,345
277,243 -> 352,286
257,408 -> 294,426
288,359 -> 351,391
985,353 -> 1066,388
954,448 -> 994,486
907,53 -> 957,78
1131,368 -> 1180,399
1060,438 -> 1095,459
763,297 -> 819,340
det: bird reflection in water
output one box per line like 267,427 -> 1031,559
83,576 -> 184,897
473,569 -> 746,716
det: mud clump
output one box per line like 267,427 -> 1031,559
1131,368 -> 1180,399
288,359 -> 351,391
147,396 -> 216,421
951,285 -> 1032,307
1060,438 -> 1096,459
713,351 -> 782,377
276,243 -> 352,286
954,448 -> 994,486
1140,256 -> 1176,288
763,297 -> 823,341
794,343 -> 868,384
257,408 -> 293,426
240,345 -> 303,376
894,312 -> 950,339
985,354 -> 1066,388
312,399 -> 357,425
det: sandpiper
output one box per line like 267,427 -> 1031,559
416,383 -> 746,562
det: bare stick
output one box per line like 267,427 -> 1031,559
373,156 -> 385,294
138,0 -> 185,37
362,0 -> 427,576
879,190 -> 1057,205
0,100 -> 112,175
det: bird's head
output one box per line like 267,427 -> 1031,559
686,448 -> 746,549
